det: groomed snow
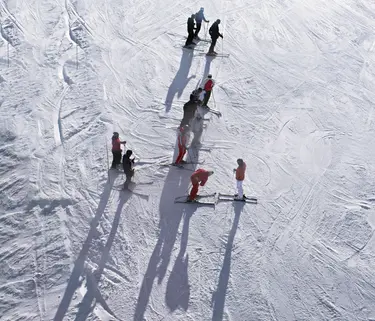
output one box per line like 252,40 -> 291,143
1,0 -> 375,320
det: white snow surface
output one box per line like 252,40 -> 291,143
1,0 -> 375,320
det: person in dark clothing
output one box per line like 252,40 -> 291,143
180,100 -> 198,127
208,19 -> 223,54
194,7 -> 209,39
111,132 -> 126,169
122,150 -> 135,189
185,14 -> 196,47
190,87 -> 203,103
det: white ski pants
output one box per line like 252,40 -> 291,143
236,180 -> 243,198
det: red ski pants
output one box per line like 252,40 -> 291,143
175,144 -> 186,164
189,182 -> 200,200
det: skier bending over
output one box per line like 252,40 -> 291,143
111,132 -> 126,169
233,158 -> 246,199
174,125 -> 189,165
188,169 -> 214,201
180,99 -> 199,127
123,150 -> 135,189
208,19 -> 223,55
194,7 -> 209,39
185,14 -> 196,47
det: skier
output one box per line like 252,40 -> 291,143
190,112 -> 204,147
188,169 -> 214,202
111,132 -> 126,169
190,87 -> 203,103
185,14 -> 196,48
202,74 -> 215,107
208,19 -> 223,55
180,99 -> 198,127
233,158 -> 247,199
174,125 -> 189,165
122,149 -> 135,189
194,7 -> 209,39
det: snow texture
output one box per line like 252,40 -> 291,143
1,0 -> 375,320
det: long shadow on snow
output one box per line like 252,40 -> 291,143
211,202 -> 245,321
134,140 -> 202,320
74,190 -> 131,320
165,209 -> 193,311
164,49 -> 195,112
54,172 -> 124,321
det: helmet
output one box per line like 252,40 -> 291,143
237,158 -> 244,165
207,74 -> 212,78
113,132 -> 119,137
217,19 -> 221,23
200,7 -> 204,10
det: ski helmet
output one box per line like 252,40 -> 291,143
217,19 -> 221,24
207,74 -> 212,78
113,132 -> 119,137
237,158 -> 244,165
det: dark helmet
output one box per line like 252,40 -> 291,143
125,150 -> 133,157
113,132 -> 119,138
216,19 -> 221,24
237,158 -> 244,165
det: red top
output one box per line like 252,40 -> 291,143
112,138 -> 121,151
204,79 -> 214,92
191,169 -> 210,186
236,162 -> 246,181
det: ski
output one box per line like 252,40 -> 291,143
159,161 -> 205,167
218,193 -> 257,203
174,193 -> 216,205
198,53 -> 230,58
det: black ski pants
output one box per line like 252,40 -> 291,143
194,22 -> 202,37
202,90 -> 212,106
208,37 -> 218,53
123,170 -> 134,189
185,31 -> 194,46
112,150 -> 122,169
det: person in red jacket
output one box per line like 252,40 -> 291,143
202,74 -> 215,107
111,132 -> 126,169
174,125 -> 189,165
188,169 -> 214,201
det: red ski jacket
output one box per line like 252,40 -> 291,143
191,169 -> 210,186
112,138 -> 122,151
204,79 -> 214,92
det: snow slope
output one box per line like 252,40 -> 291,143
1,0 -> 375,320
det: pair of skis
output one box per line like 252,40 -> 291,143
174,193 -> 258,206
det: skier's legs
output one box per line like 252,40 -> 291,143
185,31 -> 194,46
208,37 -> 218,52
123,171 -> 134,189
236,180 -> 243,198
194,22 -> 202,37
112,151 -> 121,168
189,182 -> 200,200
202,90 -> 211,106
175,144 -> 186,164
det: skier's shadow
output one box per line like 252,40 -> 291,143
211,201 -> 245,321
133,141 -> 202,320
164,49 -> 195,112
54,172 -> 121,321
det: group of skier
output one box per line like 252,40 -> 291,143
184,7 -> 223,56
109,7 -> 248,202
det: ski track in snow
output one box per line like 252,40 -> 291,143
1,0 -> 375,320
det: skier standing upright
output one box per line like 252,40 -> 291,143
122,150 -> 135,189
208,19 -> 223,55
202,74 -> 215,107
174,125 -> 189,165
185,14 -> 196,47
233,158 -> 246,199
111,132 -> 126,169
194,7 -> 209,39
188,169 -> 214,201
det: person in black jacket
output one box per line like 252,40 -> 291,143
180,100 -> 198,127
208,19 -> 223,54
185,14 -> 196,47
122,149 -> 135,189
